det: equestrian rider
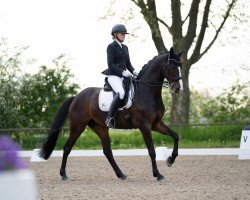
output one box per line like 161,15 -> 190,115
102,24 -> 139,128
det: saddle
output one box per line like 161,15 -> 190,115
98,77 -> 134,112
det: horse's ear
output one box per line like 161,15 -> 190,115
177,50 -> 183,58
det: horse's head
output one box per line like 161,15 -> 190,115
164,47 -> 183,93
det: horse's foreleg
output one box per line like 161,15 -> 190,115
89,122 -> 127,180
152,120 -> 179,167
139,125 -> 164,181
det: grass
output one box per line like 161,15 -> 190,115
10,124 -> 245,150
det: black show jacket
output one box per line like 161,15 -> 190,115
102,40 -> 135,77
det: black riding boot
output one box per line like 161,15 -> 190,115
105,93 -> 121,128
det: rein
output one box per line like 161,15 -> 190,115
133,78 -> 170,88
129,77 -> 170,104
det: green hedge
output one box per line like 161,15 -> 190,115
7,124 -> 246,150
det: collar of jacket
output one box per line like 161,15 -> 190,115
113,40 -> 123,48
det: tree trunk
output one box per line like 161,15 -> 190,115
170,61 -> 190,124
130,0 -> 237,124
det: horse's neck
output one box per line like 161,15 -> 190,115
137,56 -> 165,102
140,55 -> 166,82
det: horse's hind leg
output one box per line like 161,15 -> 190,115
60,124 -> 86,180
152,120 -> 179,167
88,121 -> 127,180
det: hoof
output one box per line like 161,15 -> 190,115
157,175 -> 165,181
61,175 -> 68,181
166,157 -> 173,167
119,174 -> 127,180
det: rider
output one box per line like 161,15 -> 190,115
102,24 -> 139,128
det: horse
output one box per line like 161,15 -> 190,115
39,47 -> 183,181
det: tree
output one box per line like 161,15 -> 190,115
18,55 -> 79,127
0,38 -> 26,128
200,83 -> 250,123
0,39 -> 79,128
161,82 -> 250,124
106,0 -> 242,123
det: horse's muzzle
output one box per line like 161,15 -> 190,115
175,88 -> 181,93
170,80 -> 183,93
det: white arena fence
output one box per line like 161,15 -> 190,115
19,147 -> 250,162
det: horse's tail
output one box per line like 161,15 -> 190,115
39,97 -> 75,160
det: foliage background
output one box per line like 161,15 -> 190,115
0,39 -> 79,129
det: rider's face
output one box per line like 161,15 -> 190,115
116,32 -> 126,42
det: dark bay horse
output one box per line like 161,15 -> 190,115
39,47 -> 183,181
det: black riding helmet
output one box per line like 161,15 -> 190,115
111,24 -> 129,36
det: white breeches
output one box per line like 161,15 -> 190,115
107,75 -> 125,99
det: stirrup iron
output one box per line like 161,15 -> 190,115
105,117 -> 115,128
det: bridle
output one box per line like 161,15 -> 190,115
165,58 -> 182,83
133,55 -> 182,88
128,55 -> 183,103
128,53 -> 183,102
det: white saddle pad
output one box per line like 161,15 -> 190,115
98,87 -> 134,112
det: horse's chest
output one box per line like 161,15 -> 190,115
155,103 -> 165,118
